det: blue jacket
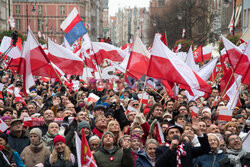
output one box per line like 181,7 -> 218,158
136,151 -> 154,167
194,150 -> 225,167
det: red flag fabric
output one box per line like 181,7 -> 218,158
193,45 -> 203,63
202,46 -> 212,61
80,130 -> 97,167
218,109 -> 233,122
161,33 -> 168,46
127,35 -> 151,79
220,68 -> 235,97
220,49 -> 229,73
147,34 -> 211,96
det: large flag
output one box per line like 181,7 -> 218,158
185,46 -> 199,73
127,35 -> 151,79
220,68 -> 235,97
60,8 -> 87,44
225,75 -> 242,110
48,38 -> 84,76
92,42 -> 127,65
19,29 -> 59,95
193,45 -> 203,63
234,41 -> 250,86
220,48 -> 229,73
221,35 -> 243,69
75,131 -> 97,167
147,34 -> 211,96
197,57 -> 218,81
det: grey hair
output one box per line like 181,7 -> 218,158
145,139 -> 158,149
89,135 -> 101,143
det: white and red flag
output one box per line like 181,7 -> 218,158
126,105 -> 138,115
14,88 -> 26,105
225,75 -> 242,110
186,46 -> 199,73
0,118 -> 9,133
138,92 -> 149,104
191,106 -> 199,117
218,109 -> 233,122
0,83 -> 4,98
75,131 -> 97,167
127,35 -> 151,79
48,38 -> 84,76
202,45 -> 212,61
92,42 -> 126,65
193,45 -> 203,63
19,29 -> 59,95
198,57 -> 218,81
147,34 -> 211,96
87,93 -> 100,103
6,84 -> 14,95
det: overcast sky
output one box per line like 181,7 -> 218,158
109,0 -> 150,16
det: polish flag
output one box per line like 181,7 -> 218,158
191,106 -> 199,117
48,38 -> 84,76
40,77 -> 50,83
221,35 -> 243,69
127,35 -> 151,79
234,41 -> 250,86
72,80 -> 80,91
186,46 -> 199,73
6,84 -> 14,95
19,29 -> 59,95
198,57 -> 218,81
202,45 -> 212,61
14,88 -> 26,105
138,93 -> 149,104
92,42 -> 127,65
193,45 -> 203,63
218,109 -> 233,122
87,93 -> 100,103
0,83 -> 4,98
121,43 -> 133,54
225,75 -> 242,110
147,35 -> 211,96
126,105 -> 137,115
220,48 -> 229,73
156,121 -> 165,144
0,118 -> 9,133
220,68 -> 235,97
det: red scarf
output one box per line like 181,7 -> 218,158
92,127 -> 103,139
0,145 -> 5,151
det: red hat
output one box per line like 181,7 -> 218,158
53,135 -> 66,146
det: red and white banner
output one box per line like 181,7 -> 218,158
138,93 -> 149,104
0,118 -> 9,133
202,45 -> 212,61
126,105 -> 137,115
191,106 -> 199,117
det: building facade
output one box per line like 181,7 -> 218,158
242,0 -> 250,33
0,0 -> 12,31
12,0 -> 103,43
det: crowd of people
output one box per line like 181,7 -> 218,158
0,67 -> 249,167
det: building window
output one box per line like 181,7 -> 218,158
16,5 -> 20,14
16,19 -> 21,30
60,6 -> 65,15
38,5 -> 43,15
38,19 -> 43,31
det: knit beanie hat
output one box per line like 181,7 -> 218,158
30,128 -> 42,139
0,133 -> 8,143
53,135 -> 66,146
101,131 -> 115,143
77,121 -> 91,131
1,116 -> 11,121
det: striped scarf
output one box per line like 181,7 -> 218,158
166,142 -> 185,167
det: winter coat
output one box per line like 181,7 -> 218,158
13,151 -> 26,167
44,152 -> 77,167
39,123 -> 49,136
136,151 -> 154,167
155,134 -> 210,167
21,142 -> 50,167
8,130 -> 30,154
219,152 -> 250,167
42,132 -> 57,152
93,146 -> 133,167
0,146 -> 25,167
194,150 -> 225,167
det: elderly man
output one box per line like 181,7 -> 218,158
8,119 -> 30,154
219,134 -> 250,166
93,131 -> 133,167
155,117 -> 210,167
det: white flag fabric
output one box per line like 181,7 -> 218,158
226,75 -> 242,110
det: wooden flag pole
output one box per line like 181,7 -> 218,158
221,68 -> 235,98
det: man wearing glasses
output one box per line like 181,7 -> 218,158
219,134 -> 250,166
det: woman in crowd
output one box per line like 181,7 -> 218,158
136,139 -> 158,167
44,135 -> 76,167
42,122 -> 59,152
21,128 -> 50,167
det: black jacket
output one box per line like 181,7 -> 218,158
8,130 -> 30,154
219,152 -> 250,167
155,134 -> 210,167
